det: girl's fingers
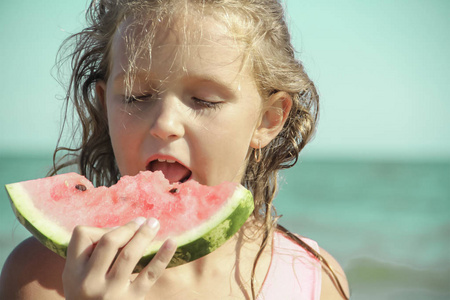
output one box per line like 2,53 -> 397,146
66,225 -> 111,268
108,218 -> 160,280
65,216 -> 174,297
132,238 -> 177,293
85,217 -> 147,275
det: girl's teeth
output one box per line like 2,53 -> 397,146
157,158 -> 176,163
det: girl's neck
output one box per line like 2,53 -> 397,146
172,215 -> 265,272
148,216 -> 273,298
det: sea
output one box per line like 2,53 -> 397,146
0,154 -> 449,299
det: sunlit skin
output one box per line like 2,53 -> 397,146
94,15 -> 279,297
98,16 -> 264,186
92,15 -> 287,298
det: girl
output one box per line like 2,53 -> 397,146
0,0 -> 349,299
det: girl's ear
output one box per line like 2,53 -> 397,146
96,80 -> 107,114
251,91 -> 292,148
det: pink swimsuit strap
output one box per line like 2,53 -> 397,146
257,231 -> 322,300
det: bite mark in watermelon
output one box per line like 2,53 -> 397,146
5,171 -> 254,269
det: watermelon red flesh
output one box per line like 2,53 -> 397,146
5,171 -> 254,269
28,171 -> 232,240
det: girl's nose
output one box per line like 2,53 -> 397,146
149,96 -> 185,140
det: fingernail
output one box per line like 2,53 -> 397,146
146,218 -> 159,229
133,217 -> 147,226
164,238 -> 177,251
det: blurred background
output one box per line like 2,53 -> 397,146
1,0 -> 449,299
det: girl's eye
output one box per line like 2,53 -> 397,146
124,94 -> 153,103
192,97 -> 223,110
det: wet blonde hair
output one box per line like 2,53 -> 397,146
52,0 -> 348,299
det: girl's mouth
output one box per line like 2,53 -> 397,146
146,159 -> 192,184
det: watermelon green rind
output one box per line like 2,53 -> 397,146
5,179 -> 254,269
5,183 -> 70,257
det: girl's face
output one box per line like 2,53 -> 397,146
99,16 -> 265,186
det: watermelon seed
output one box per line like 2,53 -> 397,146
169,188 -> 179,194
75,184 -> 87,192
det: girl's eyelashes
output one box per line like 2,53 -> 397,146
192,97 -> 223,110
122,93 -> 223,110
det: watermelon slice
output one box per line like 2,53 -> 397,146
5,171 -> 254,270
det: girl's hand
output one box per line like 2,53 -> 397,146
62,217 -> 177,300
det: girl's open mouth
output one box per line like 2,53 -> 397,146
146,159 -> 192,184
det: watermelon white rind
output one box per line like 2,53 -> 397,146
5,173 -> 254,270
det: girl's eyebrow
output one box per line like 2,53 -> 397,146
111,71 -> 152,86
184,75 -> 237,99
111,71 -> 238,98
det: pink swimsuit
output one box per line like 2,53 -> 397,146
257,231 -> 322,300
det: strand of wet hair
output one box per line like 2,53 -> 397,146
250,178 -> 279,300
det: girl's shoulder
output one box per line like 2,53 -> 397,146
318,246 -> 349,300
0,237 -> 65,299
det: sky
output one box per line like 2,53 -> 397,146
1,0 -> 449,160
